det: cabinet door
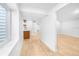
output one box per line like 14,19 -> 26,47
24,31 -> 30,39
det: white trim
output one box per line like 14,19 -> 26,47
60,32 -> 79,38
41,39 -> 58,52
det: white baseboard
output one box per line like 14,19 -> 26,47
40,39 -> 58,52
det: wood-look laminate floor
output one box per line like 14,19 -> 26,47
57,34 -> 79,56
20,34 -> 55,56
20,33 -> 79,56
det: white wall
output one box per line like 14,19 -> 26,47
40,13 -> 57,51
40,3 -> 68,51
32,22 -> 40,33
6,3 -> 23,56
9,10 -> 23,56
56,20 -> 61,33
60,20 -> 79,37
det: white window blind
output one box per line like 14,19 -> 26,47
0,5 -> 7,43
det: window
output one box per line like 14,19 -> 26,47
0,4 -> 10,46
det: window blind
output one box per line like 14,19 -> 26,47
0,5 -> 7,42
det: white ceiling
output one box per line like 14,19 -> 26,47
18,3 -> 57,21
57,3 -> 79,22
